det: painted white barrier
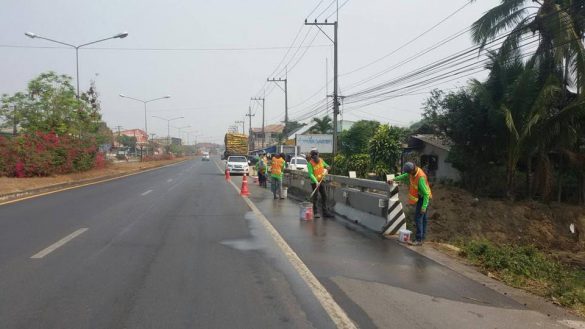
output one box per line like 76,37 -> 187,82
285,170 -> 408,237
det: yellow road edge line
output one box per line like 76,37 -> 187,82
0,159 -> 190,207
213,159 -> 357,329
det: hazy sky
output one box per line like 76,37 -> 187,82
0,0 -> 500,144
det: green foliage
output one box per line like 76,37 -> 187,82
461,240 -> 585,309
368,124 -> 406,176
169,143 -> 184,156
116,135 -> 137,148
347,154 -> 371,178
284,121 -> 305,136
331,154 -> 347,175
339,120 -> 380,156
309,116 -> 332,134
0,72 -> 111,142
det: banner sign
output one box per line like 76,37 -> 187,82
296,134 -> 333,153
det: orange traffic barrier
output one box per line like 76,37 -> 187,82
240,174 -> 250,197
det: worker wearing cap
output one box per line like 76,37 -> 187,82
308,149 -> 333,218
389,162 -> 432,245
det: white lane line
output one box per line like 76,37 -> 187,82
30,228 -> 88,259
141,189 -> 153,196
213,160 -> 356,329
167,179 -> 173,183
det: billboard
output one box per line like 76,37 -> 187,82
297,134 -> 333,153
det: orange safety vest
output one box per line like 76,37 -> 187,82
310,159 -> 325,182
408,168 -> 433,205
271,158 -> 284,176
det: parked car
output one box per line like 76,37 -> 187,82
226,155 -> 250,175
202,152 -> 210,161
288,156 -> 308,172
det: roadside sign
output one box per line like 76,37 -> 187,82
296,134 -> 333,153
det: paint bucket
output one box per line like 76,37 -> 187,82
398,229 -> 411,243
282,187 -> 288,199
253,176 -> 259,184
299,202 -> 314,221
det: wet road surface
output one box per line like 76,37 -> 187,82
0,157 -> 579,328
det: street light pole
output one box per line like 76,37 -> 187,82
119,94 -> 171,139
152,115 -> 183,147
174,125 -> 191,145
25,32 -> 128,97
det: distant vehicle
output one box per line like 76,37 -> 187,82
288,156 -> 308,172
226,156 -> 250,175
202,152 -> 210,161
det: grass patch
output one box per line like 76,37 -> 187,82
459,240 -> 585,315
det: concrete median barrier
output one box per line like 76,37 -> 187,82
284,170 -> 406,236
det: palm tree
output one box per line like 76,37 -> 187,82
471,0 -> 585,94
310,116 -> 333,134
472,0 -> 585,200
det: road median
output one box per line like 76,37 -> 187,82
0,157 -> 193,204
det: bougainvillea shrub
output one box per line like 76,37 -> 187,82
0,132 -> 102,177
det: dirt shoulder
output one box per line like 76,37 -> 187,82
412,184 -> 585,267
0,157 -> 193,198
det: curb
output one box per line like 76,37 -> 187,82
0,159 -> 191,204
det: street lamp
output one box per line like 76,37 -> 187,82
174,125 -> 191,145
119,94 -> 170,139
25,31 -> 128,97
152,115 -> 183,145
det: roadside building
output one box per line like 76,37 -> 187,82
403,134 -> 460,182
251,124 -> 285,149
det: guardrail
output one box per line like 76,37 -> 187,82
284,170 -> 406,236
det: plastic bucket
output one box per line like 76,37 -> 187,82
282,187 -> 288,199
398,229 -> 411,243
299,202 -> 313,221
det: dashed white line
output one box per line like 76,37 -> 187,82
167,179 -> 173,183
141,189 -> 153,196
31,228 -> 88,259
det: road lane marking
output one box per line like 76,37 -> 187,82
167,179 -> 173,183
213,160 -> 356,329
31,228 -> 88,259
0,159 -> 192,207
141,189 -> 153,196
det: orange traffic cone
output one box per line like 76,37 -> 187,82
225,169 -> 231,181
240,174 -> 250,197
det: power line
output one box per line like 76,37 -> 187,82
341,0 -> 473,77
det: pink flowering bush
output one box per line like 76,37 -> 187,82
0,132 -> 102,177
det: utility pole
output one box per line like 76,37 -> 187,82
305,18 -> 339,156
267,72 -> 288,133
245,106 -> 255,150
251,97 -> 265,147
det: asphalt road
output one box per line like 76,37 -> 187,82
0,158 -> 580,329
